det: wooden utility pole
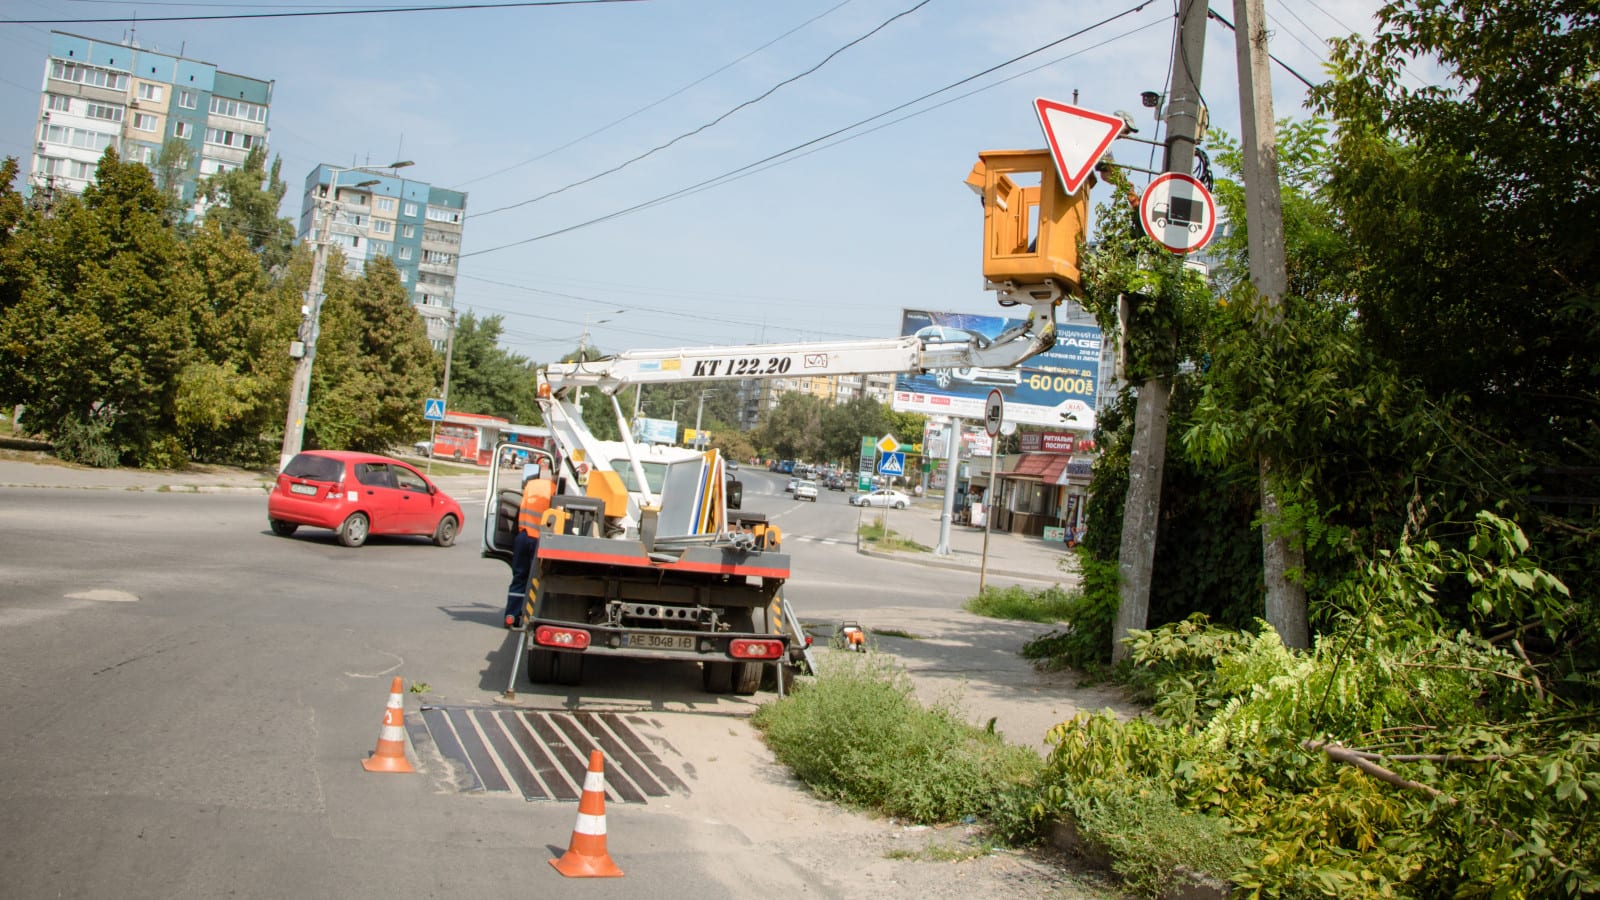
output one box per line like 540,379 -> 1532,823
1112,0 -> 1209,664
1234,0 -> 1309,648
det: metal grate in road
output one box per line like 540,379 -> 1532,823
415,705 -> 689,803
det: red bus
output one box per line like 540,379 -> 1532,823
430,412 -> 510,465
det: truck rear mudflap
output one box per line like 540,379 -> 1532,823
526,619 -> 789,663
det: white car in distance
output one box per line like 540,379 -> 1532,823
850,488 -> 910,509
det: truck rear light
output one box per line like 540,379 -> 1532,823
535,625 -> 591,649
729,639 -> 784,660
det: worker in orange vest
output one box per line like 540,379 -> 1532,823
505,461 -> 555,629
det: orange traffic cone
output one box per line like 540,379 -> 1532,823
550,750 -> 623,878
361,676 -> 415,773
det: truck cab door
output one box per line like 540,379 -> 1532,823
480,442 -> 520,564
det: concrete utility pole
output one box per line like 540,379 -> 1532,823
277,194 -> 334,474
1112,0 -> 1209,664
693,390 -> 715,450
277,169 -> 382,473
1234,0 -> 1310,648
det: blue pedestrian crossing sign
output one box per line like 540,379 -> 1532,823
423,398 -> 446,421
877,451 -> 905,476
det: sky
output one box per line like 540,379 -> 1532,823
0,0 -> 1413,364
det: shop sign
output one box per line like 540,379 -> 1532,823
1019,431 -> 1080,454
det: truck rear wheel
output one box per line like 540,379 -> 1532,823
731,661 -> 762,696
526,647 -> 555,684
553,651 -> 584,686
710,608 -> 765,697
702,661 -> 733,693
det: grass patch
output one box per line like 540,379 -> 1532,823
858,520 -> 929,552
964,584 -> 1078,624
871,627 -> 918,640
1060,776 -> 1249,898
883,842 -> 990,862
752,652 -> 1041,825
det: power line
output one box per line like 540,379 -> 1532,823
461,0 -> 1160,259
450,0 -> 855,189
657,18 -> 1167,207
1,0 -> 646,26
1206,7 -> 1316,90
472,0 -> 933,219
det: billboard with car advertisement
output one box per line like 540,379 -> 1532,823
891,308 -> 1102,429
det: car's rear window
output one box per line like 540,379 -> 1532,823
284,453 -> 345,484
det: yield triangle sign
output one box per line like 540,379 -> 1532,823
1034,98 -> 1124,195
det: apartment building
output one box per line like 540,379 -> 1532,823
30,32 -> 272,208
297,164 -> 466,350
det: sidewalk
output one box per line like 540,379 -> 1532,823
852,500 -> 1079,585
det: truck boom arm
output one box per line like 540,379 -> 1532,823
545,287 -> 1065,394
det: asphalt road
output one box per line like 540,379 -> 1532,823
0,479 -> 1121,899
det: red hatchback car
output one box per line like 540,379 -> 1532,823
268,450 -> 464,548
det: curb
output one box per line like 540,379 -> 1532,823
0,481 -> 270,494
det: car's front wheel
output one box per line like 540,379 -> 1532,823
432,514 -> 459,547
337,512 -> 370,547
893,501 -> 907,509
269,518 -> 299,537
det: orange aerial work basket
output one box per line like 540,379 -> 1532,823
965,149 -> 1090,292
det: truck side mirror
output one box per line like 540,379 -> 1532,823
727,478 -> 743,510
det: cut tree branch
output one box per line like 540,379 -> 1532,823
1302,739 -> 1455,803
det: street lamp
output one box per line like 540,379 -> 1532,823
277,162 -> 405,472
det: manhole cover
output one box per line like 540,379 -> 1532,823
412,706 -> 688,803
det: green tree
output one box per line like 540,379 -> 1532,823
443,311 -> 542,424
151,138 -> 196,227
306,254 -> 439,452
0,149 -> 199,466
820,396 -> 889,463
1311,0 -> 1600,633
753,391 -> 827,461
198,147 -> 296,272
172,220 -> 299,464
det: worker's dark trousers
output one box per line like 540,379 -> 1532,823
505,531 -> 540,621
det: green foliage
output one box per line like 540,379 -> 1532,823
965,584 -> 1078,625
173,220 -> 296,464
1079,164 -> 1218,383
0,148 -> 548,469
751,391 -> 827,461
198,147 -> 296,271
442,311 -> 541,424
307,254 -> 440,453
51,413 -> 120,468
1034,518 -> 1600,898
1310,0 -> 1600,635
1068,777 -> 1251,898
1021,556 -> 1121,670
0,150 -> 199,467
752,652 -> 1041,824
